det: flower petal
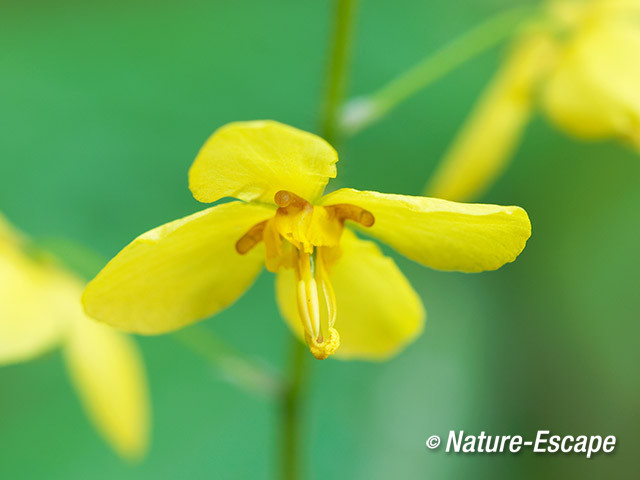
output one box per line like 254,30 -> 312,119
321,189 -> 531,272
0,217 -> 71,364
425,34 -> 556,201
64,315 -> 150,459
0,212 -> 21,245
276,230 -> 425,360
189,120 -> 338,204
541,18 -> 640,147
82,202 -> 273,334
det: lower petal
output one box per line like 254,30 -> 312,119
64,316 -> 150,459
276,230 -> 425,360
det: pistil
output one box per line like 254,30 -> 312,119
295,248 -> 339,360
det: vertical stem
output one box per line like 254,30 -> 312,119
320,0 -> 358,143
280,1 -> 358,479
281,339 -> 307,480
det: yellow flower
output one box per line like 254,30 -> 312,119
83,120 -> 531,360
426,0 -> 640,201
0,213 -> 149,460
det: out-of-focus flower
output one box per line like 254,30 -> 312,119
426,0 -> 640,201
83,120 -> 531,360
0,214 -> 149,460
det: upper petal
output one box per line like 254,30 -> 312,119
425,34 -> 556,201
82,202 -> 273,334
64,315 -> 150,460
321,189 -> 531,273
276,230 -> 425,360
189,120 -> 338,204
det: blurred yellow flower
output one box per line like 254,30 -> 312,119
83,120 -> 531,360
0,214 -> 149,460
426,0 -> 640,201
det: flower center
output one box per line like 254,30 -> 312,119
235,190 -> 374,359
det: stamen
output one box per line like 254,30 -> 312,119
317,249 -> 337,330
274,190 -> 309,209
313,249 -> 340,359
307,278 -> 321,339
235,220 -> 268,254
295,250 -> 320,339
294,248 -> 340,360
327,204 -> 375,227
296,279 -> 315,339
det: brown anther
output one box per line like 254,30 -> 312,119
357,209 -> 375,227
327,204 -> 375,227
235,220 -> 268,254
274,190 -> 310,209
274,190 -> 292,207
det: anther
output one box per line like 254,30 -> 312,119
357,209 -> 375,227
235,220 -> 267,254
327,204 -> 375,227
274,190 -> 309,209
274,190 -> 292,207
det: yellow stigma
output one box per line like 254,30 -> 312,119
235,190 -> 374,359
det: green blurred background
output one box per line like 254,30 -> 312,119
1,0 -> 638,478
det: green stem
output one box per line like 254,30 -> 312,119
320,0 -> 359,144
280,339 -> 307,480
279,1 -> 358,478
340,4 -> 537,135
